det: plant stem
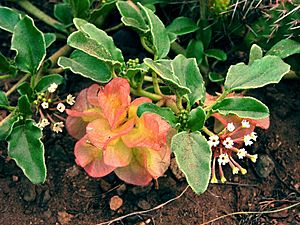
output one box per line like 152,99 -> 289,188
130,88 -> 162,101
204,90 -> 229,112
176,95 -> 184,111
5,73 -> 30,97
15,0 -> 66,32
152,72 -> 163,95
140,37 -> 155,55
170,42 -> 186,55
47,67 -> 65,74
48,45 -> 71,65
202,126 -> 215,136
165,99 -> 180,114
199,0 -> 207,19
104,23 -> 124,33
0,75 -> 12,80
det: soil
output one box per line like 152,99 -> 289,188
1,1 -> 300,225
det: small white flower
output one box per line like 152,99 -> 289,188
237,148 -> 247,159
222,137 -> 234,149
37,118 -> 50,129
48,83 -> 58,93
250,132 -> 258,141
244,134 -> 253,146
208,135 -> 220,148
232,167 -> 239,174
227,122 -> 235,132
56,103 -> 66,113
66,94 -> 75,105
249,154 -> 258,163
241,119 -> 251,128
41,102 -> 49,109
52,122 -> 64,133
218,153 -> 229,165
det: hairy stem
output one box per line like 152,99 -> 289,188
15,0 -> 66,32
152,72 -> 163,95
105,23 -> 124,33
202,126 -> 215,136
170,42 -> 186,55
48,45 -> 71,65
130,88 -> 162,101
140,37 -> 155,55
5,73 -> 30,97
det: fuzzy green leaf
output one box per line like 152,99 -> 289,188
187,107 -> 206,132
208,72 -> 224,83
54,3 -> 73,24
186,39 -> 204,64
7,120 -> 46,184
17,82 -> 33,97
225,56 -> 290,91
171,131 -> 211,194
90,0 -> 117,22
212,97 -> 269,119
58,50 -> 112,83
196,19 -> 212,49
143,58 -> 191,96
0,115 -> 19,141
0,91 -> 9,108
117,1 -> 149,33
66,0 -> 90,19
68,21 -> 124,65
35,74 -> 64,93
249,44 -> 263,65
205,49 -> 227,61
139,3 -> 170,59
137,102 -> 178,127
171,54 -> 206,105
18,95 -> 32,115
44,33 -> 56,48
166,16 -> 199,36
266,39 -> 300,59
11,16 -> 46,74
0,6 -> 20,32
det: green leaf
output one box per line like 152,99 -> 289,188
0,91 -> 9,108
90,0 -> 117,22
54,3 -> 73,24
266,39 -> 300,59
117,1 -> 149,33
166,17 -> 199,36
171,54 -> 206,105
186,39 -> 204,64
0,6 -> 20,32
0,52 -> 14,74
137,102 -> 178,127
187,107 -> 206,132
17,82 -> 33,97
11,16 -> 46,74
44,33 -> 56,48
171,131 -> 211,194
249,44 -> 263,65
68,21 -> 124,65
196,19 -> 212,49
205,49 -> 227,61
18,95 -> 32,115
7,120 -> 46,184
138,3 -> 170,59
66,0 -> 90,19
58,50 -> 112,83
225,56 -> 290,91
0,115 -> 19,140
143,58 -> 191,96
208,72 -> 224,83
35,74 -> 64,93
212,97 -> 269,119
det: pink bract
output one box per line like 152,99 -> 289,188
66,78 -> 171,186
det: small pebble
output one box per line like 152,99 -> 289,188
109,195 -> 123,211
12,175 -> 19,182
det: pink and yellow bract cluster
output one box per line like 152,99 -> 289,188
66,78 -> 171,186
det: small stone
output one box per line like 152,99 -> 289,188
137,199 -> 151,210
109,195 -> 123,211
99,179 -> 112,192
170,158 -> 185,180
65,165 -> 80,177
58,211 -> 74,225
255,154 -> 275,178
130,185 -> 152,197
22,181 -> 36,202
116,184 -> 127,195
12,175 -> 19,182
